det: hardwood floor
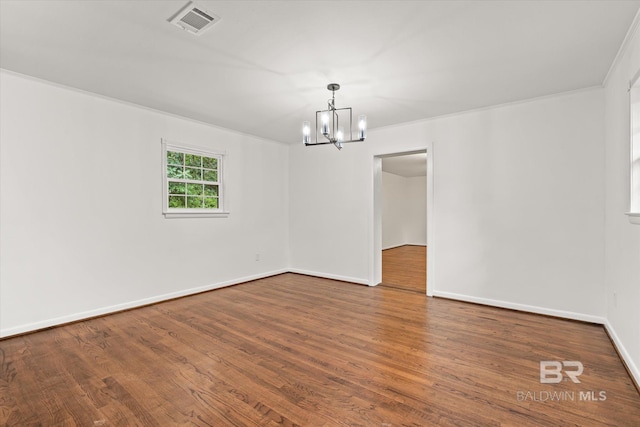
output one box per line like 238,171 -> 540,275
1,273 -> 639,426
382,245 -> 426,293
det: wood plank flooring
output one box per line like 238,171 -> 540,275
1,273 -> 639,426
382,245 -> 427,293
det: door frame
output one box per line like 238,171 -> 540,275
370,142 -> 435,296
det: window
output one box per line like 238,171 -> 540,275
629,71 -> 640,224
162,140 -> 228,218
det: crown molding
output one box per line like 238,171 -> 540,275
602,7 -> 640,87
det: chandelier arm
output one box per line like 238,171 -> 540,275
305,141 -> 335,146
306,138 -> 363,147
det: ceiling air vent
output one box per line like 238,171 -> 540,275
169,2 -> 220,35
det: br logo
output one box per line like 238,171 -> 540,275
540,361 -> 583,384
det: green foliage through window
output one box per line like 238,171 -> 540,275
166,148 -> 221,211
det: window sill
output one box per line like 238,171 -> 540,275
625,212 -> 640,225
164,211 -> 230,219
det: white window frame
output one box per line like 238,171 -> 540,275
162,139 -> 229,218
628,69 -> 640,225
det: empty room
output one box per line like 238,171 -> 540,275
1,1 -> 640,425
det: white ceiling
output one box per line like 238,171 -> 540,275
1,1 -> 638,144
382,153 -> 427,177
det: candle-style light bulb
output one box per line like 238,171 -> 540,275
358,115 -> 367,140
321,112 -> 329,136
302,121 -> 311,145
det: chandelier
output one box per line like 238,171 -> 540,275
302,83 -> 367,150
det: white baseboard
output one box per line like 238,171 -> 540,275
382,243 -> 427,250
287,268 -> 369,286
603,319 -> 640,389
0,269 -> 288,338
432,290 -> 607,324
382,243 -> 406,250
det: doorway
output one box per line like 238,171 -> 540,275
371,146 -> 434,296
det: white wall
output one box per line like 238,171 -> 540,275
382,171 -> 426,249
382,171 -> 407,249
290,88 -> 606,321
603,18 -> 640,384
0,71 -> 290,337
405,175 -> 427,246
